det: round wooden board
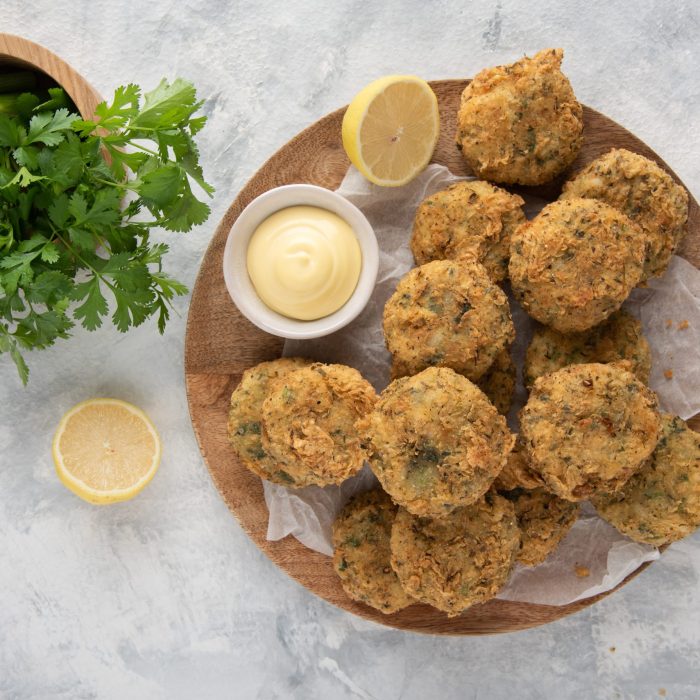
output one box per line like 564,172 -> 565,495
185,80 -> 700,635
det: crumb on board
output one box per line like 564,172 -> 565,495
575,565 -> 590,578
609,646 -> 616,653
666,319 -> 674,328
678,320 -> 689,331
658,689 -> 666,697
664,369 -> 674,380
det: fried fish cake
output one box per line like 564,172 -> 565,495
520,363 -> 661,501
455,48 -> 583,185
332,490 -> 414,614
592,414 -> 700,546
410,180 -> 526,281
509,198 -> 646,333
560,148 -> 689,279
384,259 -> 515,381
390,492 -> 519,616
261,363 -> 377,487
493,442 -> 546,491
476,348 -> 516,415
360,367 -> 514,516
501,487 -> 579,566
227,357 -> 312,486
524,310 -> 651,387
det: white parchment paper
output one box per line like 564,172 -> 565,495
263,164 -> 700,605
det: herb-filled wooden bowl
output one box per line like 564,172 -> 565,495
0,33 -> 101,119
185,78 -> 700,635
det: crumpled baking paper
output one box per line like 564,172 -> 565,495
263,164 -> 699,605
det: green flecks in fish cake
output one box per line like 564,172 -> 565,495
261,363 -> 377,487
410,180 -> 525,281
560,148 -> 689,280
593,414 -> 700,546
509,198 -> 646,333
500,487 -> 579,566
360,366 -> 514,516
455,48 -> 583,186
520,362 -> 661,501
227,357 -> 311,486
384,259 -> 515,382
332,490 -> 414,614
524,310 -> 651,387
390,491 -> 519,616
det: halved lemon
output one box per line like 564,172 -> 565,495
52,398 -> 161,505
342,75 -> 440,187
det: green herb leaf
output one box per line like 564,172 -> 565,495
25,108 -> 78,147
71,276 -> 108,331
0,78 -> 211,383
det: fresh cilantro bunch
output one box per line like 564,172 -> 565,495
0,78 -> 213,384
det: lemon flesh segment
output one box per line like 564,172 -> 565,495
52,399 -> 161,505
343,76 -> 439,187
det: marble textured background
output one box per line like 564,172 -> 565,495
1,1 -> 699,698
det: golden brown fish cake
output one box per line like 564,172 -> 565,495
455,48 -> 583,185
501,487 -> 579,566
390,492 -> 519,616
384,259 -> 514,381
509,198 -> 646,333
227,357 -> 312,486
410,180 -> 526,281
520,363 -> 661,501
524,310 -> 651,387
332,490 -> 414,614
592,414 -> 700,546
476,347 -> 516,416
560,149 -> 689,279
261,363 -> 377,487
493,441 -> 546,491
360,367 -> 514,516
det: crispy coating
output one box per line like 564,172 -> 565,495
360,367 -> 514,516
561,149 -> 689,279
227,357 -> 312,486
410,180 -> 526,281
524,310 -> 651,387
477,348 -> 516,415
520,363 -> 661,501
509,198 -> 646,333
261,363 -> 377,487
501,487 -> 579,566
455,48 -> 583,185
593,414 -> 700,546
493,441 -> 546,491
332,490 -> 414,614
384,259 -> 515,381
390,492 -> 519,615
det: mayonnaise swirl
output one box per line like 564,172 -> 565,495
246,205 -> 362,321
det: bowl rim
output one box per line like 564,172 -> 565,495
0,33 -> 102,119
222,183 -> 379,339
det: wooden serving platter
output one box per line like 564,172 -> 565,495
185,80 -> 700,635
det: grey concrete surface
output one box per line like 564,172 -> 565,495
0,1 -> 698,698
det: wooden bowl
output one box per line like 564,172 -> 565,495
0,33 -> 101,118
185,80 -> 700,635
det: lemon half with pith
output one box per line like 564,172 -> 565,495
342,75 -> 440,187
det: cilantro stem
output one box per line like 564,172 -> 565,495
92,177 -> 129,190
126,140 -> 160,157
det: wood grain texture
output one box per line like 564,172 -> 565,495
185,80 -> 700,634
0,34 -> 102,119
